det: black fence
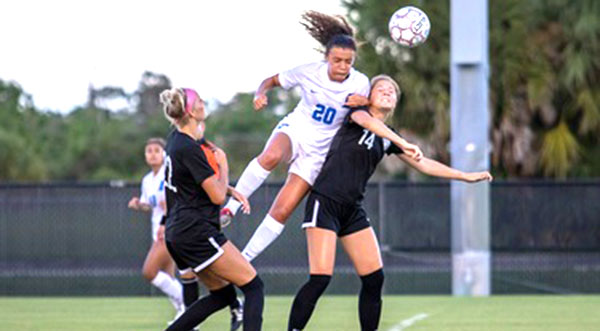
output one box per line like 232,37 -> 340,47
0,181 -> 598,296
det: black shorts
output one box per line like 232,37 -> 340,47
302,192 -> 371,237
166,233 -> 228,274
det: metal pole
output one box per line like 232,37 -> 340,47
450,0 -> 491,296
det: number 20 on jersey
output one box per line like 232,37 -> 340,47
312,104 -> 336,124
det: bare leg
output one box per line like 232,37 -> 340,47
341,227 -> 384,331
288,228 -> 337,331
241,173 -> 311,261
223,132 -> 292,216
142,240 -> 183,310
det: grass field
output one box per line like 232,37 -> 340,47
0,295 -> 598,330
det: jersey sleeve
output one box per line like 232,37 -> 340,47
344,107 -> 370,125
182,144 -> 216,185
278,63 -> 313,90
384,126 -> 405,155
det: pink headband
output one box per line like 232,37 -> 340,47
181,88 -> 199,115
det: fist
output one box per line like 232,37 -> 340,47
253,94 -> 268,110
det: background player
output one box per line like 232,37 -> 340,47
221,11 -> 423,262
287,75 -> 493,331
160,87 -> 263,331
127,138 -> 184,319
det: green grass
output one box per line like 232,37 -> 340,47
0,295 -> 598,330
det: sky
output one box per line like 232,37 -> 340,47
0,0 -> 345,112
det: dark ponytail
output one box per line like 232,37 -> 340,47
301,11 -> 356,55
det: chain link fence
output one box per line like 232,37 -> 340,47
1,181 -> 599,296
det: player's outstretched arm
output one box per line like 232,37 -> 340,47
253,74 -> 281,111
350,110 -> 423,161
398,154 -> 493,183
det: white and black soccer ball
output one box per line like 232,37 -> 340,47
388,6 -> 431,48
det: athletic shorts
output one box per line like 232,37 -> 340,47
266,114 -> 329,186
302,192 -> 371,237
166,233 -> 228,274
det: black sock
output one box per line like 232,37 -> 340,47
166,284 -> 235,331
229,294 -> 240,310
359,269 -> 384,331
218,282 -> 239,310
181,277 -> 199,308
239,276 -> 264,331
288,274 -> 331,331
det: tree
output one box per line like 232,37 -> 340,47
343,0 -> 600,177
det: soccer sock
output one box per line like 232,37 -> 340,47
180,277 -> 199,308
229,294 -> 240,310
150,271 -> 183,310
224,158 -> 271,215
166,284 -> 235,331
359,269 -> 384,331
241,214 -> 285,261
288,274 -> 331,331
239,276 -> 264,331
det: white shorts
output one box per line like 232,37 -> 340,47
266,114 -> 330,186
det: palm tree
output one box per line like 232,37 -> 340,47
343,0 -> 600,177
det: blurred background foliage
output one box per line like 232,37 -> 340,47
0,0 -> 598,182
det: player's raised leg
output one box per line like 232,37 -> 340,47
241,173 -> 310,261
221,132 -> 292,224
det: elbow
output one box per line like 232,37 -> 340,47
211,194 -> 227,206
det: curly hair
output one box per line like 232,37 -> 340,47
301,11 -> 356,54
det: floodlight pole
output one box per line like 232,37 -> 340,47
450,0 -> 491,296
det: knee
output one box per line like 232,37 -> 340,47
360,269 -> 384,293
268,207 -> 292,223
142,266 -> 157,282
258,149 -> 283,170
307,274 -> 331,293
241,275 -> 264,295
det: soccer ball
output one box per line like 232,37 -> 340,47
388,6 -> 431,48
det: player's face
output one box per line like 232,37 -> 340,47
192,100 -> 206,138
145,143 -> 164,167
370,80 -> 398,111
326,47 -> 355,82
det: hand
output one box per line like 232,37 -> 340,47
157,225 -> 166,242
344,94 -> 370,108
253,93 -> 268,111
230,188 -> 251,215
212,146 -> 227,166
401,142 -> 423,162
127,197 -> 140,210
203,139 -> 217,151
463,171 -> 493,183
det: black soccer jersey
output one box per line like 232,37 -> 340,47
164,130 -> 219,242
312,109 -> 404,205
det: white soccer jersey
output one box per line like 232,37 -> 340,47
140,164 -> 166,241
278,61 -> 370,151
272,61 -> 370,185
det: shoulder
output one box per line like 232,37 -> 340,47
350,69 -> 370,87
142,171 -> 153,183
283,61 -> 322,76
